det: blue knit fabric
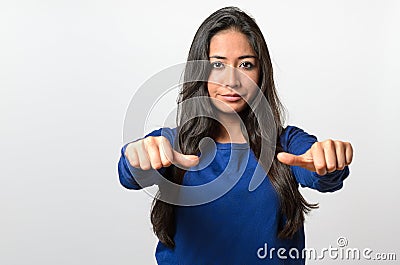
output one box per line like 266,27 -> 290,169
118,126 -> 349,264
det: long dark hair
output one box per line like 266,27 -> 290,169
151,6 -> 318,248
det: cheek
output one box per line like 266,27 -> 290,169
240,79 -> 259,107
242,71 -> 260,93
248,70 -> 260,86
238,67 -> 259,86
207,82 -> 219,97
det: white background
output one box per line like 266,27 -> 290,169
1,0 -> 399,264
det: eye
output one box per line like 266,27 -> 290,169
239,61 -> 254,70
211,61 -> 224,69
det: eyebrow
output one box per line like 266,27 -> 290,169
209,55 -> 258,59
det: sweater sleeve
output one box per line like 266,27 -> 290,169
118,127 -> 176,190
280,126 -> 350,192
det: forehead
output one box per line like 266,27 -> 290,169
209,29 -> 255,56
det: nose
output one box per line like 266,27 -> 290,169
223,66 -> 240,88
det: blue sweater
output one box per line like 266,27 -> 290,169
118,126 -> 349,264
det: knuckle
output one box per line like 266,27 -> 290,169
159,136 -> 168,143
141,164 -> 151,170
310,143 -> 318,152
346,157 -> 353,165
159,137 -> 172,149
313,141 -> 323,150
315,163 -> 326,170
129,141 -> 139,148
346,142 -> 353,150
334,140 -> 342,147
128,158 -> 139,167
144,137 -> 155,146
324,139 -> 335,147
152,163 -> 162,170
326,163 -> 336,171
161,158 -> 172,166
125,144 -> 136,155
163,161 -> 172,167
139,140 -> 147,150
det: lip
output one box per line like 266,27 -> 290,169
219,93 -> 242,102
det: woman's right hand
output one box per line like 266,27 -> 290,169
124,136 -> 200,170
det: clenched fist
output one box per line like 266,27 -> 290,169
125,136 -> 200,170
277,139 -> 353,176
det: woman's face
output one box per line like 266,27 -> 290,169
207,29 -> 260,114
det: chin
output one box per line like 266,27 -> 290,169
212,103 -> 247,114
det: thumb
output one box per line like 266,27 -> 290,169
277,152 -> 307,167
172,150 -> 199,168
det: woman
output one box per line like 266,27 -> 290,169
118,6 -> 353,264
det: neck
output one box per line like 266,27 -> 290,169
214,112 -> 247,143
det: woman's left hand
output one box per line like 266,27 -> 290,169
277,140 -> 353,176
